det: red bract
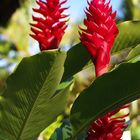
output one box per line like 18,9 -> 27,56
87,105 -> 129,140
80,0 -> 118,77
30,0 -> 68,51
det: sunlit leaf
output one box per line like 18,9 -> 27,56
0,50 -> 67,140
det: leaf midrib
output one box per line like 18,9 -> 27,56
17,55 -> 61,140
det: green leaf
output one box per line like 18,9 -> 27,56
126,44 -> 140,60
128,55 -> 140,63
50,119 -> 72,140
62,21 -> 140,81
112,21 -> 140,53
41,115 -> 63,140
132,125 -> 140,140
70,61 -> 140,137
41,82 -> 72,140
0,50 -> 67,140
62,43 -> 91,81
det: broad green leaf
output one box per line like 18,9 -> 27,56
126,44 -> 140,60
41,83 -> 72,140
0,50 -> 67,140
70,61 -> 140,137
112,21 -> 140,53
62,21 -> 140,81
62,43 -> 91,81
128,55 -> 140,63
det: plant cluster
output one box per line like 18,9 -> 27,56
0,0 -> 140,140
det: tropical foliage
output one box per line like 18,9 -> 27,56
0,0 -> 140,140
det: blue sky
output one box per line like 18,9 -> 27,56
64,0 -> 123,22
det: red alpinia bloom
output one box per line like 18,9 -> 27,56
80,0 -> 129,140
87,105 -> 129,140
30,0 -> 68,51
80,0 -> 118,77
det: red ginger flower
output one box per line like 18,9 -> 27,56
87,105 -> 129,140
30,0 -> 68,51
80,0 -> 118,77
80,0 -> 129,140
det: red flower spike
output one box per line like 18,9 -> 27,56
80,0 -> 118,77
30,0 -> 68,51
87,105 -> 129,140
80,1 -> 129,140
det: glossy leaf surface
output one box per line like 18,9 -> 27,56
0,50 -> 67,140
70,61 -> 140,137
